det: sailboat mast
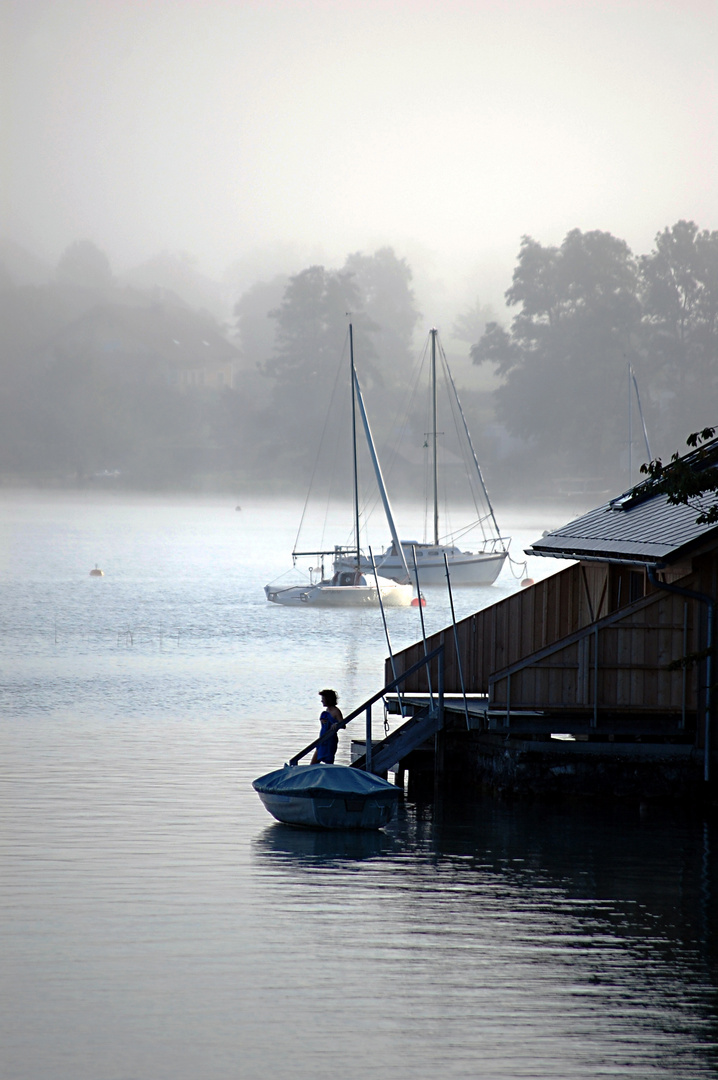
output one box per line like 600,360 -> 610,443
442,339 -> 504,546
352,364 -> 411,584
430,327 -> 439,546
349,324 -> 361,570
629,363 -> 652,473
628,363 -> 633,483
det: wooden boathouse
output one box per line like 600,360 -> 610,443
382,478 -> 718,801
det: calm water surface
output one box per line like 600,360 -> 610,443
1,492 -> 717,1080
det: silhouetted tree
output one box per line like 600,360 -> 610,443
0,282 -> 101,473
267,266 -> 377,379
639,221 -> 718,436
123,250 -> 226,319
233,275 -> 288,367
56,240 -> 113,292
472,229 -> 642,481
0,283 -> 244,487
452,296 -> 499,346
342,247 -> 421,388
258,266 -> 376,476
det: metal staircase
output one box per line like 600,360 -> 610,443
289,645 -> 444,775
350,702 -> 443,773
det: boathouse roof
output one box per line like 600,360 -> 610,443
528,488 -> 718,566
529,435 -> 718,565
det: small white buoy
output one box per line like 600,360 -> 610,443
235,505 -> 242,511
90,565 -> 104,577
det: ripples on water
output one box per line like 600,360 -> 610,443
1,493 -> 717,1080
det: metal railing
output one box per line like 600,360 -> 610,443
289,645 -> 444,768
488,587 -> 693,729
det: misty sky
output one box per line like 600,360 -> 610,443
4,0 -> 717,299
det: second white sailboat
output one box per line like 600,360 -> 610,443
335,327 -> 509,587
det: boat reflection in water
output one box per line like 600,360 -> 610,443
253,822 -> 396,864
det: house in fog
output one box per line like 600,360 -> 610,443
25,295 -> 244,484
43,299 -> 239,391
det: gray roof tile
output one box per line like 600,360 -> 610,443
528,490 -> 718,564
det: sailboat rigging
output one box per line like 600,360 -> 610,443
335,327 -> 509,586
264,325 -> 413,607
628,363 -> 652,485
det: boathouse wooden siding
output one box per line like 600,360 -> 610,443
388,555 -> 712,723
488,588 -> 694,715
389,561 -> 597,695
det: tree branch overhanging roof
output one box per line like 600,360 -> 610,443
527,435 -> 718,566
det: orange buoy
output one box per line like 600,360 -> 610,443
521,578 -> 534,588
411,596 -> 426,607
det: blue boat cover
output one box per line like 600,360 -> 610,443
252,763 -> 399,799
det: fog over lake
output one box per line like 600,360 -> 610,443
4,1 -> 717,499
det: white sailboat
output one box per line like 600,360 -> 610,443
264,326 -> 414,608
334,327 -> 509,587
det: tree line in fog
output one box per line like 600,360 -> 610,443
0,220 -> 716,498
472,221 -> 718,489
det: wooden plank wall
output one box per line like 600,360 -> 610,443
489,590 -> 695,712
388,556 -> 710,717
389,562 -> 594,693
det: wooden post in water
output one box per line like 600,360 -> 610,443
434,646 -> 446,800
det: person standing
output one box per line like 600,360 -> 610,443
310,689 -> 343,764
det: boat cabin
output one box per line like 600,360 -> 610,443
331,570 -> 368,587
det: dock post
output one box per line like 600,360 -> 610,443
681,602 -> 688,730
592,626 -> 599,728
438,645 -> 445,732
506,673 -> 511,728
365,704 -> 372,773
434,646 -> 446,799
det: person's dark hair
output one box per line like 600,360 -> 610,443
319,688 -> 338,707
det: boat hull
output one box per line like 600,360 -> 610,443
264,581 -> 413,606
336,548 -> 507,586
256,790 -> 396,829
253,764 -> 400,830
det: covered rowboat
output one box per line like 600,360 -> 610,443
252,763 -> 399,830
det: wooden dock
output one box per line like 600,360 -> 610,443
361,692 -> 704,802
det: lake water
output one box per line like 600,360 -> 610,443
1,491 -> 717,1080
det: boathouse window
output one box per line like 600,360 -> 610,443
629,570 -> 645,603
611,566 -> 646,610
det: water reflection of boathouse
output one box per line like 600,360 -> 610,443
387,476 -> 718,799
